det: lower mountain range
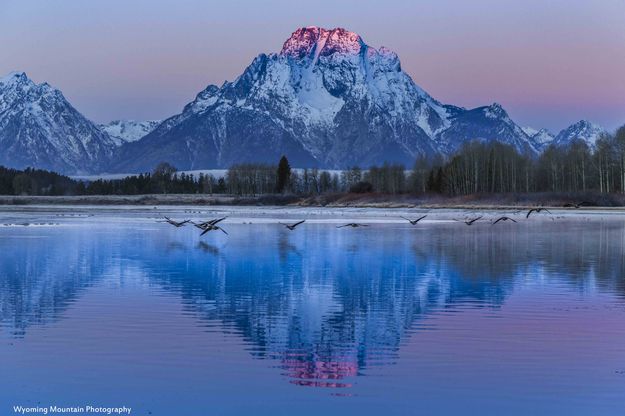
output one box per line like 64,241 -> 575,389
0,27 -> 612,175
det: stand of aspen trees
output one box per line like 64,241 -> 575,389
223,125 -> 625,196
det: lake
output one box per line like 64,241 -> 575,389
1,207 -> 624,415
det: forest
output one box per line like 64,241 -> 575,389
0,125 -> 624,198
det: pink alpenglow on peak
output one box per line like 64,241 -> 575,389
280,27 -> 366,59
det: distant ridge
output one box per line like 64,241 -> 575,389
99,120 -> 161,146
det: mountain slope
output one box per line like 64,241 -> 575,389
436,103 -> 538,155
113,27 -> 538,172
522,127 -> 555,151
99,120 -> 160,146
0,72 -> 115,174
553,120 -> 607,149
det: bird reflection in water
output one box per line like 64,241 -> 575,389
278,233 -> 301,262
197,241 -> 220,256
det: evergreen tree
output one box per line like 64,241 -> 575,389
276,156 -> 291,193
426,170 -> 436,192
435,167 -> 445,193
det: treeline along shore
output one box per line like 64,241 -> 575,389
2,126 -> 625,207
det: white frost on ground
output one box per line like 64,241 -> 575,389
0,205 -> 621,227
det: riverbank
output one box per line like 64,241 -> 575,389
0,191 -> 623,209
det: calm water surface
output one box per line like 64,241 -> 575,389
1,207 -> 624,415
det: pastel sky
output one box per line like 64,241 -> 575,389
1,0 -> 624,132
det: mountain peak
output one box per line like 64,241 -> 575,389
554,119 -> 606,148
0,72 -> 115,174
564,120 -> 602,133
0,71 -> 29,86
99,119 -> 161,146
571,119 -> 595,129
484,102 -> 509,119
0,71 -> 59,97
280,27 -> 365,59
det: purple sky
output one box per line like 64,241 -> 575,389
1,0 -> 624,132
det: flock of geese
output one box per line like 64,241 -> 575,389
159,207 -> 561,236
162,216 -> 229,234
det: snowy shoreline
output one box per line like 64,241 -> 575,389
0,203 -> 624,225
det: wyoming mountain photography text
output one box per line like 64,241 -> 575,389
1,1 -> 624,416
12,406 -> 132,415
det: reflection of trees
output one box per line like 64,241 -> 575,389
0,228 -> 112,336
414,222 -> 625,298
1,221 -> 624,386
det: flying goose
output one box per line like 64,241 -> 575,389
492,216 -> 517,225
280,220 -> 306,230
193,217 -> 227,229
200,224 -> 228,236
463,216 -> 483,226
526,208 -> 552,218
401,215 -> 427,225
163,217 -> 190,227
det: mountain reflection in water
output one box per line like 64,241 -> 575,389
1,218 -> 624,391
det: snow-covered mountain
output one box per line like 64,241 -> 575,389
523,127 -> 555,151
0,71 -> 115,174
0,29 -> 613,174
523,121 -> 608,151
552,120 -> 607,149
99,120 -> 160,146
112,27 -> 541,172
436,103 -> 539,155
